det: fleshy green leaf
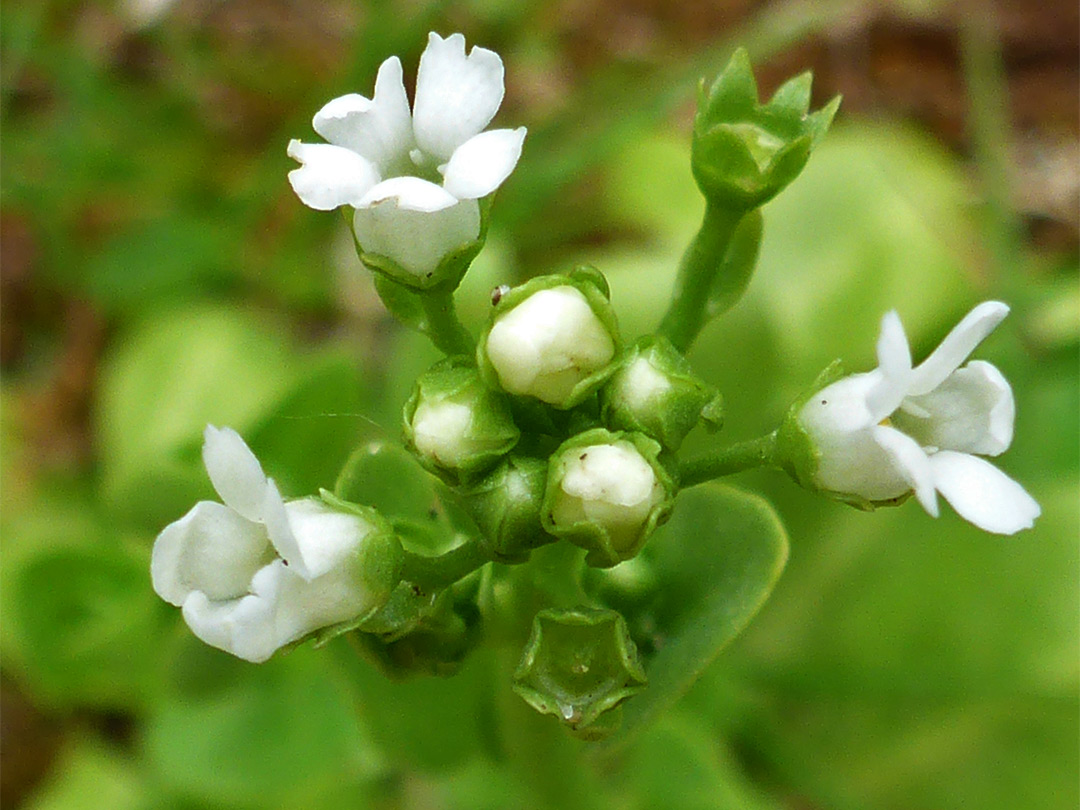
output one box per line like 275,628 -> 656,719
604,483 -> 788,747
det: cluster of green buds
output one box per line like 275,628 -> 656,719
150,33 -> 1039,742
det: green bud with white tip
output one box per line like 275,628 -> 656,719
403,357 -> 520,486
601,337 -> 722,451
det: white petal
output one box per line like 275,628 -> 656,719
312,57 -> 413,173
357,176 -> 458,212
181,562 -> 285,663
908,301 -> 1009,396
441,127 -> 526,199
287,140 -> 380,211
260,480 -> 312,580
866,311 -> 913,421
413,32 -> 505,161
352,196 -> 480,279
270,562 -> 374,647
895,361 -> 1015,456
152,501 -> 272,606
282,497 -> 370,580
872,425 -> 938,515
202,425 -> 269,521
929,450 -> 1040,534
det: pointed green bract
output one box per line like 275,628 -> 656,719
692,49 -> 841,211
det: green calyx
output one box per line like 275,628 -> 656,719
542,428 -> 675,569
600,336 -> 722,451
459,455 -> 555,564
512,607 -> 647,740
476,269 -> 623,411
692,47 -> 840,211
403,357 -> 520,486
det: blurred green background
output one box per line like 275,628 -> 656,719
2,0 -> 1077,808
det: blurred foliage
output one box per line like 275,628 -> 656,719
1,0 -> 1076,809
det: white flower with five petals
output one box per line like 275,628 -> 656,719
151,426 -> 400,662
796,301 -> 1039,535
287,32 -> 526,280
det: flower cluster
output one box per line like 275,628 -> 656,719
147,32 -> 1039,740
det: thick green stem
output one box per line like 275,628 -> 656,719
657,202 -> 745,352
400,537 -> 491,591
421,288 -> 475,356
678,431 -> 777,488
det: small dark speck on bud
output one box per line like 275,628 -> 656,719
491,285 -> 510,305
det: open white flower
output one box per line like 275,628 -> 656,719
288,32 -> 526,279
151,426 -> 398,662
797,301 -> 1039,534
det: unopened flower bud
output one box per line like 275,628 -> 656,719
692,48 -> 839,210
478,272 -> 620,409
601,337 -> 722,451
404,358 -> 520,485
461,455 -> 553,563
512,607 -> 647,740
542,429 -> 674,568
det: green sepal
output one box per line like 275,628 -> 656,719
350,586 -> 478,678
542,428 -> 676,569
512,607 -> 647,739
352,197 -> 493,292
600,337 -> 722,451
459,455 -> 555,564
692,47 -> 841,210
402,357 -> 520,487
476,272 -> 623,410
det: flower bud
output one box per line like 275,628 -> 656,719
542,429 -> 674,568
601,337 -> 722,451
512,607 -> 647,740
403,358 -> 520,486
460,455 -> 554,563
692,48 -> 839,210
477,271 -> 620,409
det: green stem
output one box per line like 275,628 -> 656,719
421,288 -> 475,356
678,431 -> 777,488
400,537 -> 491,591
657,202 -> 745,352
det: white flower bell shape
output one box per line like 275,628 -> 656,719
796,302 -> 1039,535
151,426 -> 398,662
288,33 -> 526,279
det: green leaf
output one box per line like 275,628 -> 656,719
335,442 -> 439,524
96,305 -> 296,524
145,643 -> 380,809
22,740 -> 147,810
246,350 -> 369,496
327,639 -> 491,772
9,544 -> 163,711
604,483 -> 788,747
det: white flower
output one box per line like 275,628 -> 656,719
797,301 -> 1040,534
549,441 -> 665,554
485,285 -> 616,405
287,32 -> 527,279
151,426 -> 395,662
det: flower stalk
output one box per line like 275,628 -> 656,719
677,432 -> 778,488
